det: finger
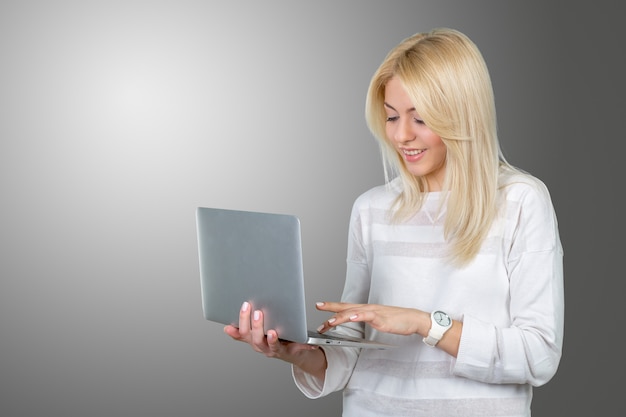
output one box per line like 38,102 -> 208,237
237,301 -> 253,338
317,314 -> 359,332
315,301 -> 359,313
266,329 -> 281,355
224,324 -> 242,340
316,305 -> 370,333
317,315 -> 342,333
250,309 -> 267,349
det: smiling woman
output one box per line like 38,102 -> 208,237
223,27 -> 564,417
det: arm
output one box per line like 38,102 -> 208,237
454,181 -> 564,386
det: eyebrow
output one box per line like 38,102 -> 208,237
384,102 -> 416,113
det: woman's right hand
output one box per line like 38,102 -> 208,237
224,301 -> 327,378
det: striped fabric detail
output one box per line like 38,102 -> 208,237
353,358 -> 453,379
371,236 -> 502,259
344,389 -> 529,417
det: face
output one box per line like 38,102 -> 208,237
384,76 -> 447,191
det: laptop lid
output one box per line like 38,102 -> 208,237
196,206 -> 310,343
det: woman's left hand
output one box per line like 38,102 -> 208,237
315,301 -> 430,336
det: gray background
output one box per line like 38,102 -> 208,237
1,1 -> 623,416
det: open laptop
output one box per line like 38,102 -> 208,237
196,206 -> 392,349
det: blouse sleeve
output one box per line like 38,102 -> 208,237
453,180 -> 565,386
292,198 -> 371,397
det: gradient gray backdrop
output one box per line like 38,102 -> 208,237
1,1 -> 623,416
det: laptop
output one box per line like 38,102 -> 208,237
196,206 -> 393,349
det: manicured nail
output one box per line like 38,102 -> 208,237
327,317 -> 336,324
349,314 -> 358,320
253,310 -> 260,321
241,301 -> 249,312
316,325 -> 324,332
316,302 -> 324,307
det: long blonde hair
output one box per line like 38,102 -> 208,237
365,28 -> 513,266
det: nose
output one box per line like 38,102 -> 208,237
392,118 -> 415,144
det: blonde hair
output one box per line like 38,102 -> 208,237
365,28 -> 513,266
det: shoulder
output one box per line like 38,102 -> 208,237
498,167 -> 561,250
352,178 -> 401,211
498,167 -> 554,210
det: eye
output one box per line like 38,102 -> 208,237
414,118 -> 425,125
386,116 -> 399,122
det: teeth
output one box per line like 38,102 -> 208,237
403,149 -> 424,156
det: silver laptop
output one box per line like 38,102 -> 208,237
196,207 -> 392,349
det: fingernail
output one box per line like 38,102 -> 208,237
316,325 -> 324,332
349,314 -> 358,320
253,310 -> 260,321
327,317 -> 336,324
316,302 -> 324,307
241,301 -> 249,312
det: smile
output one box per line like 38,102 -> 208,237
403,149 -> 425,156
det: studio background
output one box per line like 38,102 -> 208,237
1,1 -> 622,416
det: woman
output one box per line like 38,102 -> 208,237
225,28 -> 564,417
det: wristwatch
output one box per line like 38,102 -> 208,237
423,310 -> 452,347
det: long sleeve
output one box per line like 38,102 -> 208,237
454,178 -> 564,385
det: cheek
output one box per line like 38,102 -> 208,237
430,137 -> 447,162
425,130 -> 444,146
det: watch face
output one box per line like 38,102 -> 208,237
433,311 -> 451,326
